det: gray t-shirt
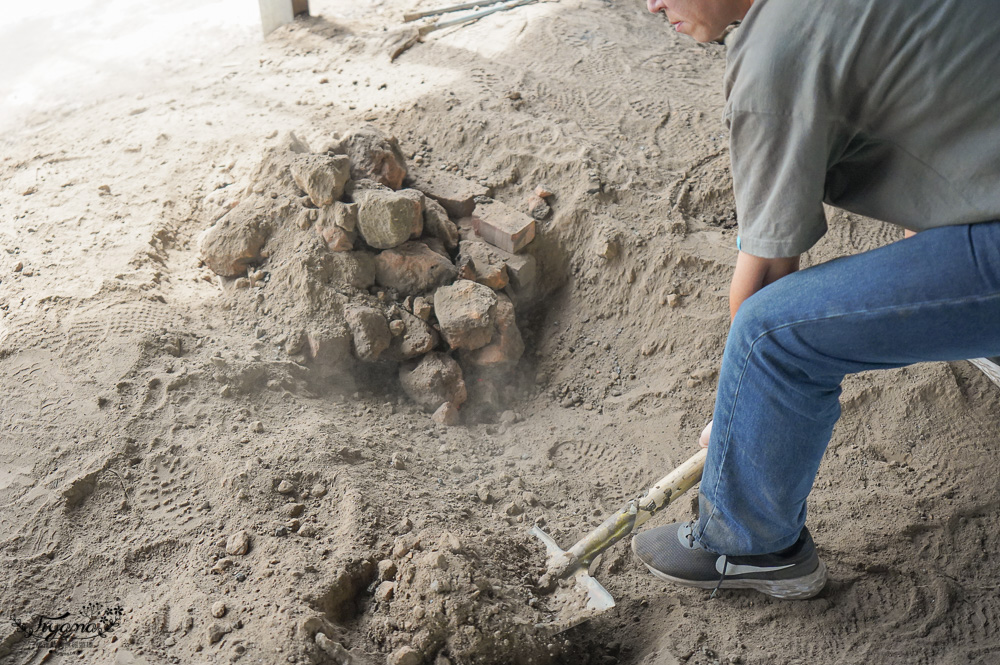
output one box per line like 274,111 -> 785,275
726,0 -> 1000,258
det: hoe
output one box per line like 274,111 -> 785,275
530,448 -> 707,633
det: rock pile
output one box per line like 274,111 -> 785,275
198,126 -> 544,423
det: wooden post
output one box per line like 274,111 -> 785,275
259,0 -> 309,35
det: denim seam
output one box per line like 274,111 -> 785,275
697,331 -> 756,546
698,289 -> 1000,549
750,290 -> 1000,350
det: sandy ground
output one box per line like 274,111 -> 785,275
3,1 -> 1000,664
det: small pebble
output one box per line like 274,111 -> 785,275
207,623 -> 230,644
429,578 -> 451,594
388,646 -> 422,665
378,559 -> 398,581
375,581 -> 395,602
413,297 -> 433,321
432,402 -> 460,426
211,558 -> 234,574
437,531 -> 462,553
226,530 -> 251,556
424,552 -> 447,570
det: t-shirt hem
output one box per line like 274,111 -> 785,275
736,233 -> 820,258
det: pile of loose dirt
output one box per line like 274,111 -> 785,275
197,125 -> 560,425
306,528 -> 570,665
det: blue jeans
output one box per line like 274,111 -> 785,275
695,220 -> 1000,555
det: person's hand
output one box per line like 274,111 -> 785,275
699,420 -> 713,449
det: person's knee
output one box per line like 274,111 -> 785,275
728,285 -> 846,399
727,288 -> 819,377
729,288 -> 786,347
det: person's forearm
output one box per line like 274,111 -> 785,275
729,251 -> 800,321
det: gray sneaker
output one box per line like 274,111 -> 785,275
631,521 -> 827,600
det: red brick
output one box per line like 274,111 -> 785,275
455,219 -> 537,294
468,198 -> 535,254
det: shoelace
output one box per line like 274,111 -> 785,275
684,522 -> 697,548
686,521 -> 728,599
710,557 -> 728,599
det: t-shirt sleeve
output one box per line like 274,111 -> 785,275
727,109 -> 831,258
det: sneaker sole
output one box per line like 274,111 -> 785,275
641,559 -> 828,600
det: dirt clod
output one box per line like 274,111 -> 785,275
290,153 -> 351,207
378,559 -> 398,581
399,352 -> 468,412
329,125 -> 408,190
207,622 -> 231,644
434,280 -> 497,350
344,304 -> 392,361
354,188 -> 423,250
375,241 -> 458,296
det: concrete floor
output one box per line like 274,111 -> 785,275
0,0 -> 260,136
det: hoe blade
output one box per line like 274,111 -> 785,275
529,526 -> 616,634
